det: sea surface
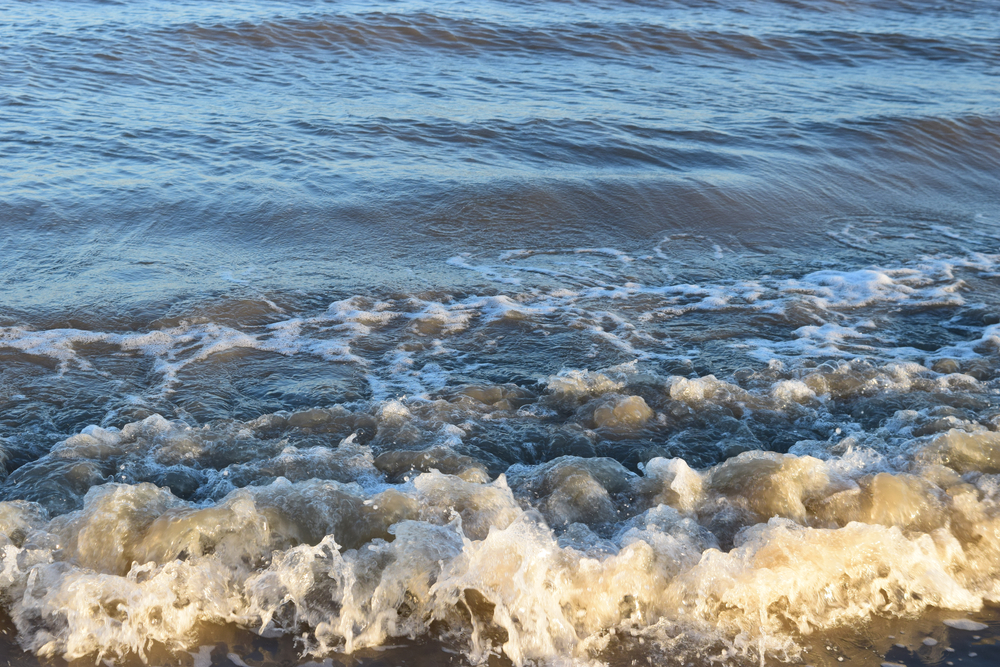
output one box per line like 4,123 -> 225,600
2,0 -> 1000,665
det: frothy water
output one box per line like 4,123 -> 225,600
2,0 -> 1000,665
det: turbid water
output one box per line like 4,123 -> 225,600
2,0 -> 1000,665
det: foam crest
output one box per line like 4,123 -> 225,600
546,370 -> 624,401
2,406 -> 1000,665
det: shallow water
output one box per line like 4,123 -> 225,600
2,0 -> 1000,665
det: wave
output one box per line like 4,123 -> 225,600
0,248 -> 991,406
154,14 -> 1000,68
3,356 -> 1000,664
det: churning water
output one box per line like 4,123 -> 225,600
2,0 -> 1000,665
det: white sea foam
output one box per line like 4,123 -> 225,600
5,410 -> 1000,665
5,323 -> 1000,664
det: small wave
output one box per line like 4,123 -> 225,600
163,14 -> 997,68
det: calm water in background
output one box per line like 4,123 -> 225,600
2,0 -> 1000,665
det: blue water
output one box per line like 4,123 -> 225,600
4,0 -> 999,310
2,1 -> 1000,665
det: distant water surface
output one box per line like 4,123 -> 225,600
1,0 -> 1000,665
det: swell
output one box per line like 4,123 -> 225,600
3,112 -> 998,205
1,153 -> 997,330
159,16 -> 1000,66
789,114 -> 1000,179
5,9 -> 996,67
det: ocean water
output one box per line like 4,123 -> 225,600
2,0 -> 1000,665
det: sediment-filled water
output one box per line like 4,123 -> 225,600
2,0 -> 1000,665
